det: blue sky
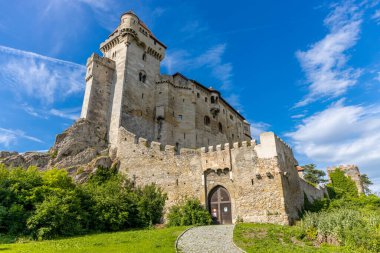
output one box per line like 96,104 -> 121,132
0,0 -> 379,192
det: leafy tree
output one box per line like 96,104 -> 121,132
360,174 -> 373,195
301,164 -> 328,185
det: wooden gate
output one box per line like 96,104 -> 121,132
209,186 -> 232,224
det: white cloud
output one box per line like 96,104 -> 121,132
376,72 -> 380,82
372,9 -> 380,24
0,45 -> 85,105
250,122 -> 271,141
0,128 -> 43,147
49,108 -> 81,120
286,100 -> 380,188
291,114 -> 306,119
295,2 -> 363,107
162,44 -> 233,90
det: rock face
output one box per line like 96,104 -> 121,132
1,152 -> 50,169
0,119 -> 109,176
48,118 -> 108,170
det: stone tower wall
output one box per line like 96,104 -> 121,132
81,53 -> 115,135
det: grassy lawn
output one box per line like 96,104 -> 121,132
0,226 -> 188,253
233,223 -> 354,253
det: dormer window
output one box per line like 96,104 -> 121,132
139,71 -> 147,83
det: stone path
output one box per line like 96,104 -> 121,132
176,225 -> 245,253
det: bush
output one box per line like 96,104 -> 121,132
0,165 -> 167,240
301,208 -> 380,252
168,198 -> 211,226
83,175 -> 136,231
136,184 -> 167,227
27,192 -> 86,240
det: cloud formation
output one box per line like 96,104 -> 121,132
295,2 -> 363,107
287,100 -> 380,191
0,128 -> 43,147
162,44 -> 233,90
373,9 -> 380,24
250,122 -> 271,141
0,45 -> 85,105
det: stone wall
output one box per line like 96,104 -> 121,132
300,178 -> 328,202
115,127 -> 317,225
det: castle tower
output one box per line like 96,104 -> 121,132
81,11 -> 166,147
327,165 -> 364,194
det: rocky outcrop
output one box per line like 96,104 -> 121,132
0,119 -> 110,175
0,152 -> 50,169
48,118 -> 108,169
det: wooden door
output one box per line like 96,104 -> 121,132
209,186 -> 232,224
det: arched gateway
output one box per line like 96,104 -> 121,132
208,186 -> 232,224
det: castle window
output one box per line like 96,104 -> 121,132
205,97 -> 208,102
139,71 -> 147,83
230,115 -> 234,120
211,96 -> 215,104
197,93 -> 200,98
218,123 -> 223,133
142,53 -> 146,61
184,133 -> 186,139
178,115 -> 183,120
204,116 -> 210,126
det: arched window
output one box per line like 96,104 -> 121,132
218,123 -> 223,133
204,116 -> 210,126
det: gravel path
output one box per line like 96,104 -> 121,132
176,225 -> 245,253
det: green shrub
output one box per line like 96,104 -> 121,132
168,198 -> 211,226
0,165 -> 167,240
27,192 -> 86,240
301,208 -> 380,252
136,184 -> 167,227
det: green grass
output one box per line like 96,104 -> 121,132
233,223 -> 355,253
0,226 -> 188,253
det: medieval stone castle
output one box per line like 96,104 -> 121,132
0,11 -> 364,225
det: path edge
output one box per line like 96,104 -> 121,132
232,224 -> 247,253
175,226 -> 195,253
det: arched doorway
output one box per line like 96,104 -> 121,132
208,186 -> 232,224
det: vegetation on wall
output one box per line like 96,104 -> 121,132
0,165 -> 167,240
328,168 -> 358,198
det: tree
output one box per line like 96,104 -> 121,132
360,174 -> 373,195
302,164 -> 328,185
